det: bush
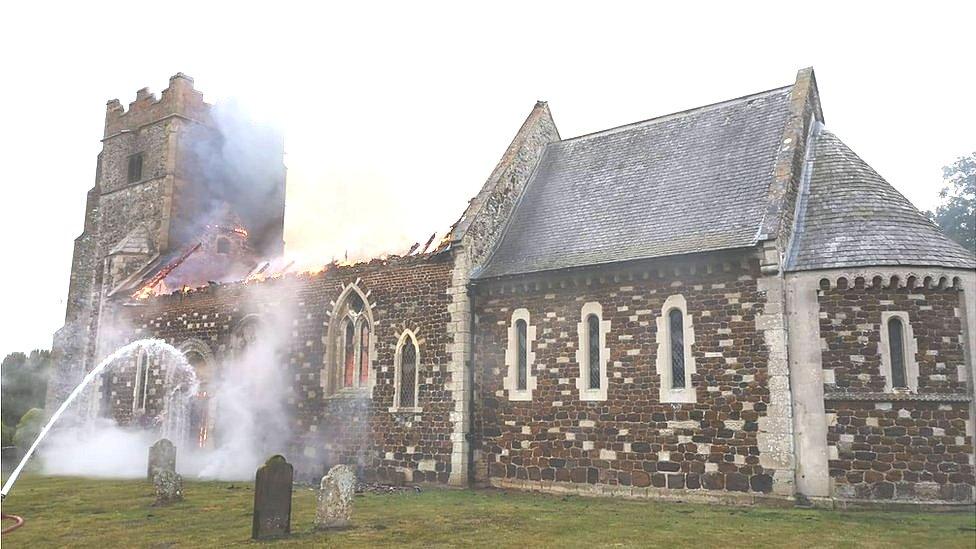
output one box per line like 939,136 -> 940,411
1,421 -> 13,446
13,407 -> 46,450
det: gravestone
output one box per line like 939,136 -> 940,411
315,464 -> 357,529
252,455 -> 293,540
148,438 -> 176,481
152,469 -> 184,505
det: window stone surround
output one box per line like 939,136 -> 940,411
655,294 -> 696,403
504,308 -> 537,401
879,311 -> 919,393
575,301 -> 609,401
391,329 -> 422,413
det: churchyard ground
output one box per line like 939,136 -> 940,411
2,475 -> 974,547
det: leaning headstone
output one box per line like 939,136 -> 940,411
252,455 -> 293,540
148,438 -> 176,481
315,464 -> 357,529
152,469 -> 184,505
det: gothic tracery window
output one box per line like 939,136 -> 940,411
358,320 -> 370,386
328,286 -> 373,395
343,319 -> 356,387
394,331 -> 419,409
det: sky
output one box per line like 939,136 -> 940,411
1,1 -> 973,360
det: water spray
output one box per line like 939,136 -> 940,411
0,339 -> 196,498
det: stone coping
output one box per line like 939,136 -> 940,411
823,392 -> 971,403
488,478 -> 795,508
487,478 -> 975,511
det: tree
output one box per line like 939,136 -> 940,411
13,407 -> 46,451
931,153 -> 976,254
1,350 -> 52,428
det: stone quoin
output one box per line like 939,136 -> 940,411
49,68 -> 976,507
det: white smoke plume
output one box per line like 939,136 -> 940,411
38,304 -> 296,481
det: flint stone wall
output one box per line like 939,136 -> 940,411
817,279 -> 973,502
111,253 -> 456,483
471,253 -> 783,496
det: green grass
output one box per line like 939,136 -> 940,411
1,475 -> 974,547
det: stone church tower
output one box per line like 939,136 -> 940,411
49,73 -> 286,404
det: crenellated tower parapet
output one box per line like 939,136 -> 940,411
104,73 -> 212,137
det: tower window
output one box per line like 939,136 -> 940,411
127,153 -> 144,183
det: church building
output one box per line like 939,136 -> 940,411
50,68 -> 975,506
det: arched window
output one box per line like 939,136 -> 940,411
655,295 -> 696,403
505,309 -> 536,401
324,284 -> 374,396
232,315 -> 262,358
358,320 -> 370,386
668,309 -> 685,389
343,318 -> 356,388
587,314 -> 601,389
516,319 -> 528,391
394,331 -> 420,410
216,237 -> 230,254
880,311 -> 918,393
184,349 -> 214,448
576,302 -> 609,401
133,349 -> 150,413
887,317 -> 907,389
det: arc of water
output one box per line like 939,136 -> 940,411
1,338 -> 196,497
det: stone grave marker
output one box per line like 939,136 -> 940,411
148,438 -> 176,481
252,455 -> 293,540
152,469 -> 184,505
315,464 -> 357,529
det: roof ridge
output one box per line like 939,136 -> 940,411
558,84 -> 793,144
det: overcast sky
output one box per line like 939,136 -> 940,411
1,1 -> 973,359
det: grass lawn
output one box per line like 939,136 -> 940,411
1,475 -> 974,548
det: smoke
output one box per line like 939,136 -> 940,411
39,418 -> 156,478
38,304 -> 295,481
182,326 -> 292,479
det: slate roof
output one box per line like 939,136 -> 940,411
475,86 -> 794,279
787,131 -> 975,271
